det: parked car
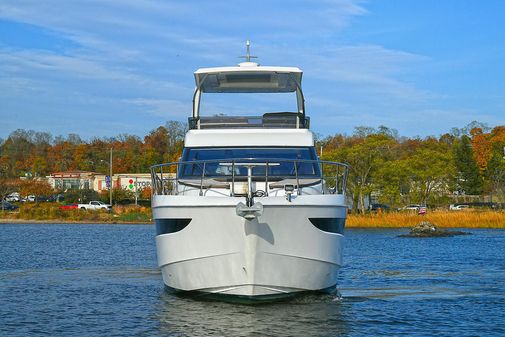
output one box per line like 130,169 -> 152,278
399,204 -> 421,211
1,201 -> 19,211
449,204 -> 470,211
78,201 -> 112,211
48,194 -> 65,202
59,203 -> 78,210
370,203 -> 390,212
5,193 -> 21,202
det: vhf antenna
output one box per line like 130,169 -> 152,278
239,40 -> 258,62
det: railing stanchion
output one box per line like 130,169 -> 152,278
199,162 -> 206,196
160,166 -> 165,195
150,169 -> 155,195
335,165 -> 339,194
342,166 -> 349,193
175,163 -> 179,196
265,161 -> 269,196
294,160 -> 301,195
231,161 -> 235,197
321,162 -> 325,194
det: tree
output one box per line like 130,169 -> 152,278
373,159 -> 409,207
470,128 -> 492,172
453,135 -> 483,195
0,179 -> 17,210
328,134 -> 395,213
17,179 -> 54,204
405,147 -> 455,204
484,145 -> 505,202
144,126 -> 169,162
165,121 -> 186,162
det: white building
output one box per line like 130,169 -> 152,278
47,171 -> 154,193
93,173 -> 152,193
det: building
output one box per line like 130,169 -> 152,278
48,170 -> 97,190
93,173 -> 152,193
47,171 -> 153,194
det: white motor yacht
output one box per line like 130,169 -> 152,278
151,46 -> 349,300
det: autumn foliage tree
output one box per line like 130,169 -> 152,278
17,179 -> 54,201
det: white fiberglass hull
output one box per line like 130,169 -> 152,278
153,195 -> 346,298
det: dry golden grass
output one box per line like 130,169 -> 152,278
0,203 -> 153,223
347,210 -> 505,228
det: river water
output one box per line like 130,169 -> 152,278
1,224 -> 504,336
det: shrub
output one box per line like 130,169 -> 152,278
64,189 -> 99,203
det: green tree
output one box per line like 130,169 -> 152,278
453,135 -> 483,195
373,159 -> 409,207
405,147 -> 455,204
484,145 -> 505,202
329,134 -> 394,213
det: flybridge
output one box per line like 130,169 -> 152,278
190,44 -> 308,130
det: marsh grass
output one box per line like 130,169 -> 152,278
7,203 -> 152,223
347,210 -> 505,228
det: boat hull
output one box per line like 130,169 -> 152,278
153,195 -> 346,298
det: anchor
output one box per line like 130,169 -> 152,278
221,161 -> 278,220
236,202 -> 263,220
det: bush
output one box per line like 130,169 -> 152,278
100,188 -> 136,205
64,189 -> 99,203
114,205 -> 151,222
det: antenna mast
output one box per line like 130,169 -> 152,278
239,40 -> 258,63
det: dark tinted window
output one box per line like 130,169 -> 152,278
180,147 -> 320,178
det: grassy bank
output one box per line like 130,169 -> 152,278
0,203 -> 152,224
347,210 -> 505,228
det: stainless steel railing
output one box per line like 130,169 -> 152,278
150,158 -> 348,197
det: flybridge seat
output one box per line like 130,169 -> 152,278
191,62 -> 307,130
188,112 -> 310,130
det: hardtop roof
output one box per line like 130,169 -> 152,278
194,62 -> 303,93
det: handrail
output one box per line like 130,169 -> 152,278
150,158 -> 349,197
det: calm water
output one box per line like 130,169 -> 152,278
1,225 -> 504,336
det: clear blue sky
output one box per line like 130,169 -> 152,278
1,0 -> 504,139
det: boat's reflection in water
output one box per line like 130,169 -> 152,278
155,289 -> 349,336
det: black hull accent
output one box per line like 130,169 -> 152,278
309,218 -> 345,234
156,219 -> 192,235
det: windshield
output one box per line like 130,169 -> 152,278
179,147 -> 320,179
198,92 -> 297,117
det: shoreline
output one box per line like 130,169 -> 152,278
0,218 -> 153,225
